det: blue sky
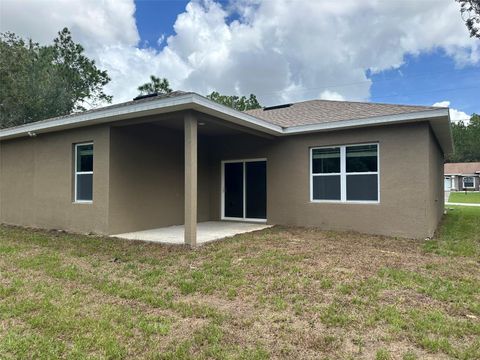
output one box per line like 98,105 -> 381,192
370,52 -> 479,118
135,0 -> 190,49
134,0 -> 479,119
2,0 -> 479,118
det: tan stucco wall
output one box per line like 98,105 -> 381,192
0,125 -> 110,233
1,119 -> 444,239
107,124 -> 213,234
265,123 -> 438,238
426,128 -> 445,237
206,122 -> 439,238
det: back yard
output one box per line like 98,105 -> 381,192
0,207 -> 479,360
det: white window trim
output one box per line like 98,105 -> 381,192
310,143 -> 380,204
462,176 -> 475,189
74,142 -> 93,204
220,158 -> 267,223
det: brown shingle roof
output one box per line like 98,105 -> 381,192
244,99 -> 439,128
444,162 -> 480,175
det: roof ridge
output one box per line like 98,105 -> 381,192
276,98 -> 438,109
312,99 -> 438,109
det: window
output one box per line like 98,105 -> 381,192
311,147 -> 341,200
74,143 -> 93,202
463,176 -> 474,189
310,143 -> 379,203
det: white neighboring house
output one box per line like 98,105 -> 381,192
444,162 -> 480,191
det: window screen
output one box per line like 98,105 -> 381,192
311,144 -> 379,202
311,147 -> 341,200
312,175 -> 341,200
346,174 -> 378,201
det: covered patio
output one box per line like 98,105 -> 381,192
107,105 -> 275,247
112,221 -> 272,245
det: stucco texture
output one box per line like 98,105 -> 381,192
0,117 -> 444,239
107,123 -> 214,234
266,123 -> 441,238
0,125 -> 110,233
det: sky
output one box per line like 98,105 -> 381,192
1,0 -> 479,122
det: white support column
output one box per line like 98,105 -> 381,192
184,112 -> 197,247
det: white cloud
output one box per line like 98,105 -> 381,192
1,0 -> 479,106
319,90 -> 345,101
0,0 -> 138,48
432,101 -> 471,123
432,101 -> 452,108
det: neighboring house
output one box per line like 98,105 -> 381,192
444,162 -> 480,191
0,92 -> 452,243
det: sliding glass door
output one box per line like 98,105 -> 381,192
224,162 -> 244,218
222,159 -> 266,221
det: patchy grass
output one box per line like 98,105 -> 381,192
448,192 -> 480,204
424,206 -> 480,257
0,209 -> 479,359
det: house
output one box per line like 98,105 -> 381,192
0,92 -> 452,244
444,162 -> 480,191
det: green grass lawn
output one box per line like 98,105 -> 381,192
448,192 -> 480,204
425,206 -> 480,258
1,208 -> 479,359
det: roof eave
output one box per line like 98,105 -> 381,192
189,94 -> 282,135
0,93 -> 195,140
0,93 -> 283,140
0,96 -> 453,155
282,108 -> 453,154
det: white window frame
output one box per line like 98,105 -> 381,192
310,143 -> 380,204
74,142 -> 93,204
462,176 -> 475,189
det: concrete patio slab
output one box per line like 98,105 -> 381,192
112,221 -> 273,245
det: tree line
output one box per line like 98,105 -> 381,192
136,75 -> 260,112
0,28 -> 111,129
0,29 -> 260,130
446,115 -> 480,163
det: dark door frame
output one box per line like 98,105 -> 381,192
221,158 -> 267,222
